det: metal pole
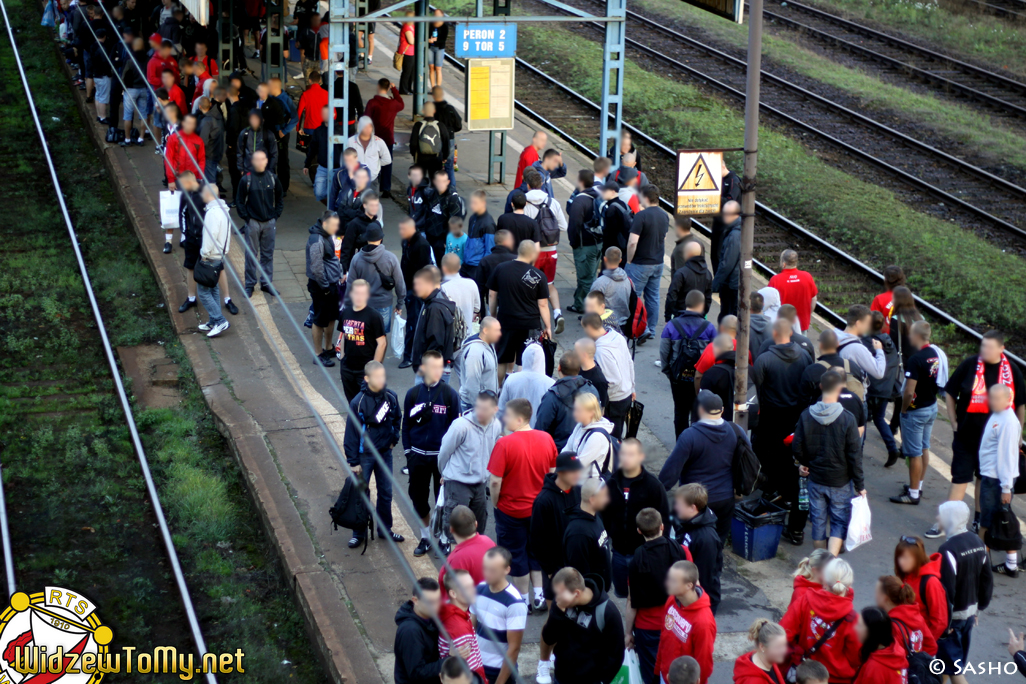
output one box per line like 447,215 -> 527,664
355,0 -> 368,69
413,0 -> 428,116
599,0 -> 625,159
732,0 -> 763,431
328,0 -> 351,206
0,464 -> 14,598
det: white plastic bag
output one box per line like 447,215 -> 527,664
610,650 -> 643,684
845,495 -> 872,552
391,313 -> 406,359
429,484 -> 446,540
159,190 -> 181,229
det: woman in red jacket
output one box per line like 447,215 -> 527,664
853,607 -> 908,684
734,618 -> 788,684
894,536 -> 948,645
877,575 -> 937,657
789,549 -> 833,608
780,559 -> 861,684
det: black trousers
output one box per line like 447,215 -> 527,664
670,379 -> 697,439
402,292 -> 424,364
605,397 -> 632,439
708,497 -> 735,542
718,286 -> 738,322
429,238 -> 446,268
399,54 -> 416,93
277,133 -> 291,192
226,145 -> 242,195
340,365 -> 364,404
754,403 -> 806,534
408,459 -> 440,520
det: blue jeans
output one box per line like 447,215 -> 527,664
196,262 -> 225,326
900,403 -> 937,457
354,451 -> 394,536
204,158 -> 219,185
978,476 -> 1004,529
444,152 -> 455,186
123,87 -> 151,121
376,305 -> 393,335
807,479 -> 854,542
611,550 -> 631,598
314,165 -> 329,202
625,262 -> 662,336
867,397 -> 899,454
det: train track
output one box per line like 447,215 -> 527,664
759,0 -> 1026,117
957,0 -> 1026,21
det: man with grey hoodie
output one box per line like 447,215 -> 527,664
345,223 -> 406,334
454,317 -> 501,411
438,391 -> 503,551
584,312 -> 635,438
590,246 -> 633,327
748,292 -> 773,358
835,304 -> 887,385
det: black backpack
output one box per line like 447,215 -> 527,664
729,423 -> 762,497
667,319 -> 711,382
535,200 -> 560,245
329,476 -> 373,554
892,618 -> 941,684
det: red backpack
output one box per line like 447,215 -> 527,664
625,288 -> 648,340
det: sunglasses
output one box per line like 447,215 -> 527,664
900,535 -> 920,545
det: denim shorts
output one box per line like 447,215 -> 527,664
978,476 -> 1005,529
94,76 -> 112,105
900,403 -> 937,458
429,46 -> 446,67
807,479 -> 854,541
937,618 -> 974,674
123,87 -> 152,121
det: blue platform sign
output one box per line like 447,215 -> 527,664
455,23 -> 517,58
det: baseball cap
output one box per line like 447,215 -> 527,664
555,452 -> 584,473
697,389 -> 723,414
365,222 -> 384,243
149,32 -> 162,43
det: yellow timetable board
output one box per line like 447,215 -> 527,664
465,58 -> 516,131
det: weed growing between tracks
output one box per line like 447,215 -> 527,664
0,4 -> 326,681
638,0 -> 1026,174
504,21 -> 1026,342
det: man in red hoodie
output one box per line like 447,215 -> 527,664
654,561 -> 716,684
165,113 -> 206,190
364,78 -> 404,198
146,40 -> 179,89
514,130 -> 546,189
438,570 -> 487,682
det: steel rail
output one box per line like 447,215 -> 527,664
958,0 -> 1026,21
0,464 -> 14,598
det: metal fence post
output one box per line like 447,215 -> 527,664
328,0 -> 351,206
264,0 -> 286,81
599,0 -> 625,158
414,0 -> 429,115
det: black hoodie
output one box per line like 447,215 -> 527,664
567,186 -> 600,248
601,468 -> 671,556
665,255 -> 713,321
564,505 -> 613,592
628,536 -> 690,610
422,185 -> 465,244
401,230 -> 434,293
699,351 -> 736,421
343,386 -> 401,465
340,212 -> 379,272
530,473 -> 582,575
751,341 -> 814,409
477,244 -> 516,297
799,351 -> 868,406
674,508 -> 723,613
410,288 -> 457,370
236,110 -> 279,172
534,376 -> 599,450
540,578 -> 625,684
236,168 -> 285,223
393,600 -> 442,684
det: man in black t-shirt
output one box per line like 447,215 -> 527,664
496,191 -> 542,250
338,279 -> 387,402
891,320 -> 941,506
575,337 -> 609,408
487,240 -> 551,380
624,186 -> 668,341
925,329 -> 1026,538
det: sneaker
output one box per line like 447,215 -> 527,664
884,450 -> 902,468
245,287 -> 254,298
438,541 -> 451,557
994,563 -> 1019,578
554,313 -> 565,335
637,331 -> 654,345
384,530 -> 405,542
315,354 -> 336,367
135,136 -> 145,146
178,297 -> 197,313
889,492 -> 920,505
413,538 -> 431,557
566,304 -> 584,314
401,466 -> 409,475
971,519 -> 980,534
398,359 -> 412,369
924,524 -> 945,539
207,320 -> 230,337
532,594 -> 546,613
224,298 -> 239,315
260,283 -> 277,297
536,659 -> 553,684
119,138 -> 129,148
162,241 -> 172,254
380,190 -> 391,199
197,322 -> 212,332
85,94 -> 94,103
303,310 -> 314,328
782,529 -> 804,546
348,535 -> 365,549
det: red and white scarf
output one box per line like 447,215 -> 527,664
967,353 -> 1015,413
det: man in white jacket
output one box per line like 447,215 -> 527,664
979,384 -> 1022,577
583,312 -> 634,438
196,184 -> 231,337
347,116 -> 392,187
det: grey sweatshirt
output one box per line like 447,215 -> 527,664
497,343 -> 554,427
455,335 -> 498,406
979,408 -> 1022,492
835,329 -> 887,380
595,330 -> 635,402
346,243 -> 406,308
590,267 -> 633,326
437,413 -> 503,484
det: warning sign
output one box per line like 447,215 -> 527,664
675,150 -> 724,216
465,58 -> 515,131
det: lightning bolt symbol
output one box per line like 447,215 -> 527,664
695,167 -> 705,188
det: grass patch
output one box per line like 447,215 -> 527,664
0,2 -> 326,680
799,0 -> 1026,79
637,0 -> 1026,171
482,16 -> 1026,339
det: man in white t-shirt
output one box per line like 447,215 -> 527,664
471,546 -> 528,684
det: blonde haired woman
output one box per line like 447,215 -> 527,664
561,393 -> 616,478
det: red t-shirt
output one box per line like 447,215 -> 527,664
694,340 -> 751,375
439,533 -> 495,588
488,430 -> 557,518
768,268 -> 818,331
514,146 -> 540,189
871,291 -> 894,334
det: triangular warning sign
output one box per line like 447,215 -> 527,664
678,154 -> 720,192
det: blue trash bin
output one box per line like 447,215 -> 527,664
731,498 -> 787,562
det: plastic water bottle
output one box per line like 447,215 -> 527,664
798,477 -> 810,512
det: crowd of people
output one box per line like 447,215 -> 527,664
52,2 -> 1026,683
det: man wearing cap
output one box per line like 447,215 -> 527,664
658,390 -> 743,540
530,451 -> 584,607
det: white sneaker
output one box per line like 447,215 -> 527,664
197,322 -> 212,331
533,594 -> 546,613
207,320 -> 230,337
536,659 -> 552,684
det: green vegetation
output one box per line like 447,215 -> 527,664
507,21 -> 1026,338
800,0 -> 1026,79
638,0 -> 1026,171
0,2 -> 325,681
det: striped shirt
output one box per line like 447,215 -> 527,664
471,581 -> 528,670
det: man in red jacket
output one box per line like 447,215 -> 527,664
146,40 -> 179,88
297,70 -> 329,134
166,113 -> 206,190
767,249 -> 818,334
513,130 -> 546,189
654,561 -> 716,684
365,78 -> 404,198
438,570 -> 487,682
